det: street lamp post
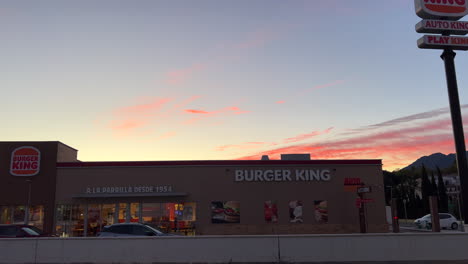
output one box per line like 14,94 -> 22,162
403,199 -> 408,225
24,179 -> 32,225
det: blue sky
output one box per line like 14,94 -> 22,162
1,0 -> 467,170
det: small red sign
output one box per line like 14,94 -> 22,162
344,178 -> 361,186
10,146 -> 41,176
360,198 -> 374,203
355,200 -> 362,208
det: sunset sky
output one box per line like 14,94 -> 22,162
2,0 -> 468,171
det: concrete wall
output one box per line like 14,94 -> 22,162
2,233 -> 468,263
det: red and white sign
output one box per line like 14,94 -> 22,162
10,146 -> 41,176
418,34 -> 468,49
415,0 -> 468,20
416,19 -> 468,35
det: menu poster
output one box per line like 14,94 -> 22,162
289,200 -> 303,223
314,200 -> 328,224
264,200 -> 278,223
211,201 -> 240,223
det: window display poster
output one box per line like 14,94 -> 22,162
264,200 -> 278,223
289,200 -> 303,223
314,200 -> 328,224
211,201 -> 240,223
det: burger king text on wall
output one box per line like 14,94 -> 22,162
234,169 -> 331,182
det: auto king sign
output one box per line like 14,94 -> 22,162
416,0 -> 468,50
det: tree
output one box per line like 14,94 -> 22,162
421,165 -> 432,214
437,166 -> 449,213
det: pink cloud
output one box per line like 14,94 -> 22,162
172,96 -> 202,110
160,27 -> 285,86
300,80 -> 344,96
283,127 -> 334,144
216,142 -> 268,152
115,98 -> 173,116
156,131 -> 177,140
102,95 -> 251,139
164,64 -> 206,85
182,105 -> 250,124
185,109 -> 210,114
233,107 -> 467,171
110,120 -> 148,131
232,30 -> 279,51
277,80 -> 344,104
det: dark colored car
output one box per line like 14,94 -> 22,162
98,223 -> 172,237
0,224 -> 44,238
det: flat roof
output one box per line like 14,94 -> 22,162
0,141 -> 78,151
57,159 -> 382,168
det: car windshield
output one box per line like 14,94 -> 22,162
22,227 -> 40,236
27,226 -> 44,235
144,225 -> 164,235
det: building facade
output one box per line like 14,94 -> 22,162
0,141 -> 388,236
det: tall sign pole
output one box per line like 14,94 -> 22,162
415,0 -> 468,225
441,48 -> 468,224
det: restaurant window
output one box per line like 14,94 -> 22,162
55,204 -> 84,237
101,204 -> 115,227
0,206 -> 12,224
130,203 -> 139,222
87,204 -> 101,236
13,206 -> 26,224
28,205 -> 44,230
118,203 -> 127,223
142,202 -> 196,235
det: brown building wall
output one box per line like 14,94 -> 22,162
56,143 -> 79,162
0,142 -> 58,234
56,161 -> 387,235
0,141 -> 79,234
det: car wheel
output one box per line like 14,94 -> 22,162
451,222 -> 459,230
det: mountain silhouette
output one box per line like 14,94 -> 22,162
402,152 -> 468,171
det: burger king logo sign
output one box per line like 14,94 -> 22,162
10,146 -> 41,176
415,0 -> 468,20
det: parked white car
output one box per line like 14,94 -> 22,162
414,213 -> 459,230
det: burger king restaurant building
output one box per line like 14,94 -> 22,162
0,141 -> 388,236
